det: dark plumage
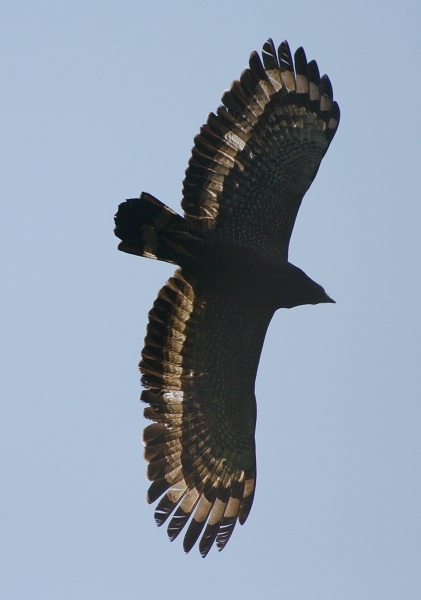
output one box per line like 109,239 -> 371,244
114,39 -> 339,557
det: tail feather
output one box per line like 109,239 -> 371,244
114,192 -> 204,266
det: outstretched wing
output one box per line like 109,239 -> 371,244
141,268 -> 273,556
182,39 -> 340,260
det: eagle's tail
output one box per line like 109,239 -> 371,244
114,193 -> 204,266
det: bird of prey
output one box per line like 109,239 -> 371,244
114,38 -> 339,557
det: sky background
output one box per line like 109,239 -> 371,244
1,1 -> 421,599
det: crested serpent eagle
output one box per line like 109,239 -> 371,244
114,38 -> 340,557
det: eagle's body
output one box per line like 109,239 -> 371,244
115,39 -> 339,556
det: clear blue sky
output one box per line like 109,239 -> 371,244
2,1 -> 420,598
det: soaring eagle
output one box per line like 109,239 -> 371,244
115,39 -> 339,557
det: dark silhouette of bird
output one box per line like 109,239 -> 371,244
114,38 -> 339,557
